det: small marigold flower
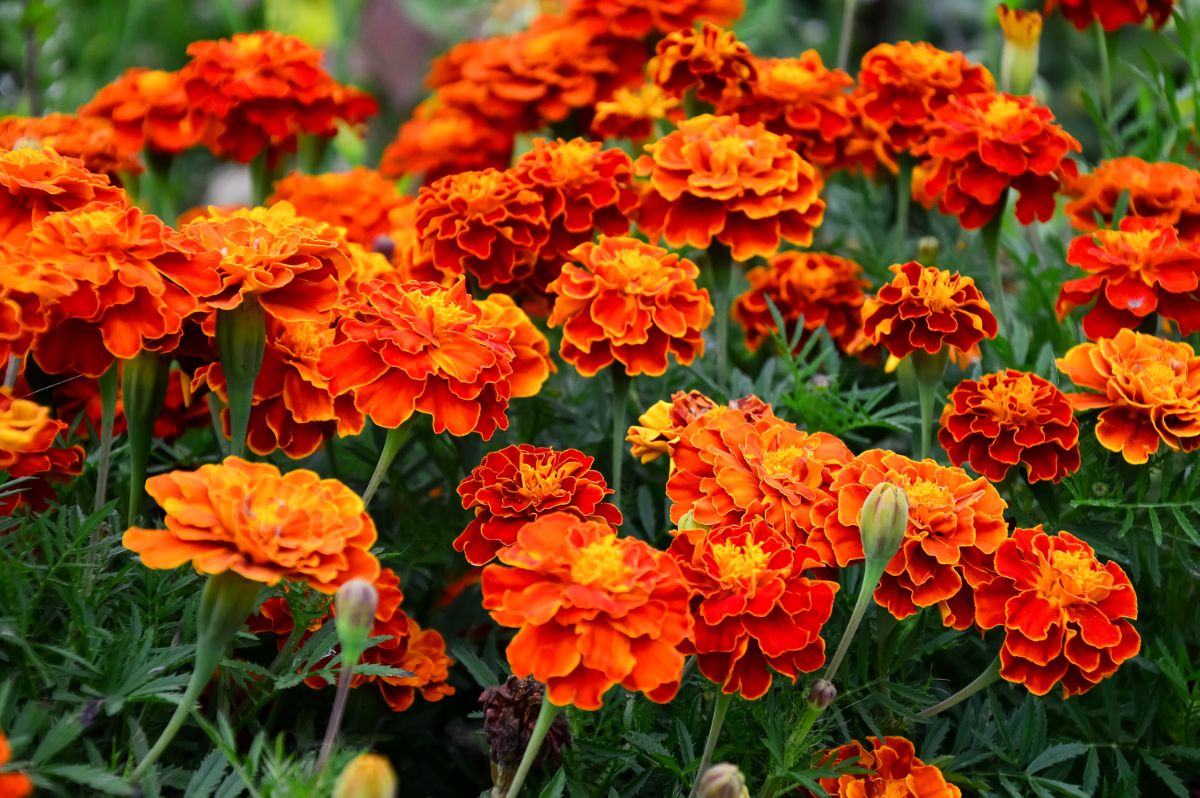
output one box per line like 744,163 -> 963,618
1058,217 -> 1200,338
0,729 -> 33,798
808,449 -> 1008,620
1063,157 -> 1200,237
627,391 -> 771,465
547,236 -> 713,377
1057,329 -> 1200,464
636,115 -> 825,260
0,147 -> 125,244
481,512 -> 693,710
591,83 -> 684,142
914,92 -> 1081,229
476,294 -> 555,399
0,113 -> 141,176
268,169 -> 412,249
123,456 -> 379,590
997,5 -> 1042,94
650,23 -> 757,106
668,518 -> 837,699
0,391 -> 84,515
455,444 -> 621,566
1045,0 -> 1175,31
319,279 -> 514,437
975,526 -> 1140,697
380,99 -> 514,183
809,736 -> 962,798
733,251 -> 868,354
333,753 -> 397,798
565,0 -> 744,38
356,617 -> 457,712
939,369 -> 1081,484
79,68 -> 200,155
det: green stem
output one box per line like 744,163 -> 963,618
708,245 -> 734,391
761,700 -> 824,798
315,648 -> 360,773
143,150 -> 178,221
123,352 -> 170,522
93,362 -> 119,513
1096,24 -> 1113,122
918,655 -> 1002,718
689,692 -> 733,798
362,424 -> 413,507
5,355 -> 21,389
823,561 -> 885,684
910,349 -> 948,463
835,0 -> 859,71
916,374 -> 935,461
981,207 -> 1009,340
249,151 -> 277,205
893,156 -> 913,246
215,299 -> 266,459
505,695 -> 561,798
609,368 -> 631,509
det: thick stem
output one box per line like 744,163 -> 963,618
910,349 -> 948,463
916,374 -> 935,462
123,352 -> 170,522
918,654 -> 1002,718
23,0 -> 40,115
708,245 -> 734,390
689,692 -> 733,798
1096,24 -> 1113,122
93,362 -> 120,513
893,156 -> 913,246
215,299 -> 266,459
981,206 -> 1010,340
609,368 -> 631,509
249,151 -> 277,205
504,696 -> 561,798
316,650 -> 359,772
823,561 -> 885,684
362,424 -> 413,507
835,0 -> 859,71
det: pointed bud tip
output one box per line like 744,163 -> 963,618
698,763 -> 749,798
860,481 -> 908,565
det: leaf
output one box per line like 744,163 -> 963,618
1081,748 -> 1099,795
42,764 -> 134,795
449,644 -> 498,688
1026,743 -> 1088,775
1141,753 -> 1188,797
537,767 -> 567,798
32,717 -> 84,764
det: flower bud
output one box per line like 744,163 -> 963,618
335,578 -> 379,658
698,763 -> 749,798
998,4 -> 1042,95
860,482 -> 908,566
917,236 -> 940,266
807,678 -> 837,710
333,753 -> 397,798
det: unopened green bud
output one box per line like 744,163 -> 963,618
807,679 -> 837,710
860,482 -> 908,566
917,236 -> 940,266
998,5 -> 1042,95
698,763 -> 749,798
335,578 -> 378,658
333,752 -> 397,798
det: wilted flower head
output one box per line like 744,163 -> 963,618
480,676 -> 572,768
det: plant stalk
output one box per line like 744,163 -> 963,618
823,560 -> 886,684
504,695 -> 561,798
836,0 -> 860,71
689,692 -> 733,798
708,244 -> 734,391
609,368 -> 631,509
215,298 -> 266,459
981,205 -> 1009,340
362,424 -> 413,507
123,351 -> 170,521
918,654 -> 1002,718
316,649 -> 360,772
93,362 -> 120,513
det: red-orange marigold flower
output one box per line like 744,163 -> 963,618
668,518 -> 837,699
0,147 -> 125,244
0,729 -> 33,798
455,444 -> 622,566
862,261 -> 998,358
380,99 -> 514,183
481,512 -> 692,710
319,279 -> 514,437
547,236 -> 713,377
975,526 -> 1139,696
914,92 -> 1081,229
358,618 -> 457,712
627,391 -> 771,464
733,251 -> 867,354
122,456 -> 379,591
1058,217 -> 1200,338
1063,157 -> 1200,237
0,244 -> 75,362
565,0 -> 744,38
0,391 -> 84,515
650,23 -> 757,106
0,114 -> 141,176
636,114 -> 825,260
808,449 -> 1009,621
808,736 -> 963,798
591,83 -> 684,142
268,169 -> 411,249
939,369 -> 1080,484
1057,329 -> 1200,463
79,68 -> 200,155
1046,0 -> 1175,31
476,294 -> 555,399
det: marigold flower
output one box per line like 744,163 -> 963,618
79,68 -> 200,154
650,23 -> 757,106
319,279 -> 514,437
1045,0 -> 1175,31
1058,217 -> 1200,338
476,294 -> 555,399
1063,157 -> 1200,237
565,0 -> 744,37
481,512 -> 692,710
733,251 -> 867,354
0,729 -> 33,798
455,444 -> 621,566
939,369 -> 1080,484
591,83 -> 684,141
997,5 -> 1042,94
0,245 -> 75,362
627,391 -> 770,465
0,113 -> 141,176
268,169 -> 412,249
123,456 -> 379,591
809,736 -> 962,798
0,147 -> 125,244
355,617 -> 456,712
547,236 -> 713,377
975,526 -> 1140,697
53,366 -> 211,443
380,99 -> 514,183
0,391 -> 84,515
668,518 -> 837,699
1057,329 -> 1200,463
636,115 -> 825,260
862,261 -> 998,359
808,449 -> 1008,620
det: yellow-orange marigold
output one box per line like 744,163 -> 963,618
0,113 -> 141,176
565,0 -> 744,38
862,261 -> 998,358
380,99 -> 514,183
650,23 -> 757,106
476,294 -> 555,399
0,390 -> 84,515
268,169 -> 412,249
0,147 -> 125,244
626,391 -> 770,464
591,83 -> 684,142
1063,156 -> 1200,237
79,68 -> 200,155
808,736 -> 962,798
0,244 -> 75,363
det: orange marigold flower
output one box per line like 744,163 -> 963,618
1062,157 -> 1200,237
358,618 -> 457,712
481,512 -> 692,710
181,31 -> 376,163
547,236 -> 713,377
1058,217 -> 1200,338
319,279 -> 514,437
668,406 -> 851,544
808,449 -> 1008,620
975,526 -> 1139,697
268,169 -> 411,249
455,444 -> 622,566
650,23 -> 757,106
0,113 -> 141,176
380,99 -> 514,183
862,261 -> 998,359
1045,0 -> 1175,31
999,5 -> 1044,48
809,736 -> 962,798
383,202 -> 446,285
636,114 -> 825,260
1057,329 -> 1200,464
0,390 -> 84,515
476,294 -> 555,399
0,729 -> 33,798
733,251 -> 867,354
668,518 -> 837,699
565,0 -> 744,38
0,244 -> 75,362
122,456 -> 380,591
591,83 -> 684,141
79,68 -> 200,155
0,147 -> 125,244
627,391 -> 770,465
939,369 -> 1080,483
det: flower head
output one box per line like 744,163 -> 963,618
268,169 -> 412,249
79,68 -> 200,154
975,526 -> 1139,696
1045,0 -> 1175,31
650,23 -> 757,106
1063,157 -> 1200,237
0,243 -> 75,362
809,736 -> 962,798
591,83 -> 684,142
627,391 -> 771,465
0,729 -> 33,798
481,512 -> 692,710
0,391 -> 84,515
862,261 -> 998,358
476,294 -> 555,399
565,0 -> 744,38
380,99 -> 514,183
481,676 -> 572,771
636,114 -> 825,260
939,369 -> 1081,483
0,113 -> 141,176
356,618 -> 456,712
0,147 -> 125,244
1057,329 -> 1200,463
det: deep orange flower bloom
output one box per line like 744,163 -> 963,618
636,115 -> 825,260
1058,217 -> 1200,338
0,391 -> 84,515
939,370 -> 1080,484
1058,329 -> 1200,463
668,518 -> 837,699
79,68 -> 200,155
591,83 -> 684,142
0,113 -> 141,176
809,736 -> 962,798
1046,0 -> 1174,31
380,99 -> 514,183
319,279 -> 514,437
0,244 -> 75,363
808,450 -> 1008,620
627,391 -> 771,464
862,261 -> 998,359
733,251 -> 867,354
476,294 -> 555,399
668,406 -> 851,545
481,512 -> 692,710
123,456 -> 379,591
24,203 -> 219,377
251,565 -> 406,642
975,526 -> 1140,697
0,147 -> 125,244
547,236 -> 713,377
650,23 -> 757,106
357,618 -> 457,712
1063,157 -> 1200,238
0,729 -> 33,798
565,0 -> 744,37
455,444 -> 622,566
268,169 -> 412,249
415,168 -> 550,290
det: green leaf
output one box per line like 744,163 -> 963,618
1026,743 -> 1088,775
1141,753 -> 1188,797
42,764 -> 134,795
448,643 -> 498,688
537,767 -> 567,798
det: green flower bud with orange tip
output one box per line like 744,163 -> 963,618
334,577 -> 379,662
333,752 -> 397,798
998,4 -> 1042,95
860,481 -> 909,569
697,762 -> 749,798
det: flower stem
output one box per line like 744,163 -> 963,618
707,244 -> 734,391
249,151 -> 277,205
609,368 -> 631,509
362,423 -> 413,507
123,351 -> 170,522
893,156 -> 913,247
835,0 -> 860,71
504,695 -> 561,798
689,692 -> 733,798
4,355 -> 20,389
215,298 -> 266,459
316,649 -> 361,773
981,195 -> 1009,340
916,374 -> 935,461
823,560 -> 886,684
761,699 -> 824,798
93,361 -> 119,513
1096,24 -> 1114,122
910,349 -> 948,462
918,654 -> 1002,718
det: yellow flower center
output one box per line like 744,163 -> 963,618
879,781 -> 912,798
404,287 -> 474,332
571,536 -> 632,587
515,460 -> 567,503
137,70 -> 175,95
707,135 -> 753,173
545,140 -> 600,184
607,84 -> 676,119
1112,227 -> 1161,272
710,538 -> 772,591
983,96 -> 1026,130
903,478 -> 951,511
916,268 -> 962,313
766,60 -> 819,93
1048,549 -> 1109,602
277,320 -> 331,362
979,373 -> 1039,424
610,248 -> 666,291
762,445 -> 804,476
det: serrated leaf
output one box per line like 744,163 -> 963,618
42,764 -> 134,795
448,644 -> 498,688
1026,743 -> 1087,775
537,767 -> 566,798
1141,753 -> 1188,797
